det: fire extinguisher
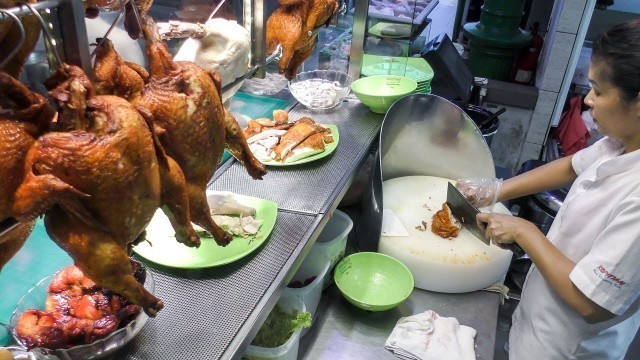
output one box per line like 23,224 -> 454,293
511,22 -> 544,86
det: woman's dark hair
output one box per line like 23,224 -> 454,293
592,19 -> 640,101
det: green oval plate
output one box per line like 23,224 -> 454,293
259,124 -> 339,166
133,191 -> 277,268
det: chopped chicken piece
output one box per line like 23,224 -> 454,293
431,203 -> 461,239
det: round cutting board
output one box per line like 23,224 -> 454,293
379,176 -> 513,293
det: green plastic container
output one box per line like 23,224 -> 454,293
462,0 -> 531,80
334,252 -> 414,311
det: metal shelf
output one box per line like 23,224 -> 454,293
120,100 -> 383,359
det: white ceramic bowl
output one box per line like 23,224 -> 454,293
288,70 -> 352,110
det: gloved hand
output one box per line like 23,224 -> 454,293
455,178 -> 503,208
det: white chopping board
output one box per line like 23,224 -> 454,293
379,176 -> 513,293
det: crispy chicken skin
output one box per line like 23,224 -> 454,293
431,203 -> 461,239
15,264 -> 142,350
94,19 -> 266,246
10,65 -> 199,316
0,72 -> 53,271
266,0 -> 339,79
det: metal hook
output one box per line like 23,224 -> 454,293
22,2 -> 62,67
0,10 -> 26,70
90,0 -> 126,59
128,0 -> 143,35
206,0 -> 226,22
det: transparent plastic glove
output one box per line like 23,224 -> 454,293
455,178 -> 503,208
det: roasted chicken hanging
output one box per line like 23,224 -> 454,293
93,20 -> 266,247
266,0 -> 339,79
11,64 -> 198,316
0,72 -> 52,271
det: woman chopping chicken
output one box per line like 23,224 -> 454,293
456,20 -> 640,359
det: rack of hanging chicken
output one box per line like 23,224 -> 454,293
0,0 -> 272,328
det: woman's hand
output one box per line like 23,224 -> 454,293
476,212 -> 541,248
455,178 -> 502,207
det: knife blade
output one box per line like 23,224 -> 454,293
446,183 -> 526,257
446,182 -> 490,245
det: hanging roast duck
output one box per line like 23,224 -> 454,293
11,64 -> 201,316
93,19 -> 266,247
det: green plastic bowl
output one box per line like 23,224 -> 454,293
351,75 -> 418,114
334,252 -> 414,311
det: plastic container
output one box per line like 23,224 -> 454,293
244,297 -> 306,360
282,253 -> 330,335
311,210 -> 354,289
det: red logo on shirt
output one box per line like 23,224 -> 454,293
595,265 -> 626,286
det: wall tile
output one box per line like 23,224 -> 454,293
540,32 -> 577,92
526,90 -> 559,144
557,0 -> 588,34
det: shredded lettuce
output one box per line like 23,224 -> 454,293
250,304 -> 312,348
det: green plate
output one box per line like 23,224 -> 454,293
368,22 -> 412,39
259,124 -> 339,166
132,192 -> 278,268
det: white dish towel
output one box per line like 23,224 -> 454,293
385,310 -> 477,360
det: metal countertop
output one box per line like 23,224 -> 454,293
299,285 -> 499,360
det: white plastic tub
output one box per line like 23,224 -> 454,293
311,209 -> 353,288
282,252 -> 330,336
244,297 -> 306,360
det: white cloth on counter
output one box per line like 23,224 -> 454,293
385,310 -> 477,360
382,208 -> 410,237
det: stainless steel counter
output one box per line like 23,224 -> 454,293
299,285 -> 500,360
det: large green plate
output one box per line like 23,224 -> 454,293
260,124 -> 339,166
132,192 -> 277,268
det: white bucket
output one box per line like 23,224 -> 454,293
311,210 -> 353,288
244,297 -> 306,360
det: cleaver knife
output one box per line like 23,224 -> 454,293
447,182 -> 490,245
446,183 -> 525,256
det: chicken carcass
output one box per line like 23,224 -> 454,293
0,72 -> 53,271
93,22 -> 266,247
266,0 -> 339,79
11,65 -> 197,316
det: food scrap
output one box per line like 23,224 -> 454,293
431,203 -> 461,239
415,221 -> 428,232
243,110 -> 334,163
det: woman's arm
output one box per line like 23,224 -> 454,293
477,213 -> 615,323
498,155 -> 578,202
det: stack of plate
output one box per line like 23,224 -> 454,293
360,55 -> 434,94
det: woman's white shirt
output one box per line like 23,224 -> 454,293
509,137 -> 640,359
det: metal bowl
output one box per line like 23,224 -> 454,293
288,70 -> 352,110
8,268 -> 153,359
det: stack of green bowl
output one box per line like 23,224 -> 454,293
360,55 -> 434,95
406,57 -> 434,94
